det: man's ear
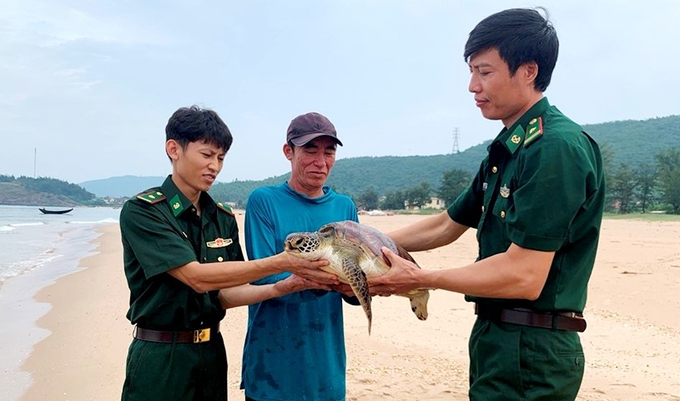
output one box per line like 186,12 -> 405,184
166,140 -> 181,161
283,143 -> 294,160
523,61 -> 539,85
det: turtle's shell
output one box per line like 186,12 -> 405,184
319,220 -> 418,269
284,220 -> 431,331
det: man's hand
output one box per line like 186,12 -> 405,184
273,252 -> 339,285
274,274 -> 333,295
368,247 -> 423,295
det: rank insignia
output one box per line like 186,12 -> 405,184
137,190 -> 165,204
207,238 -> 233,248
500,184 -> 510,198
524,117 -> 544,147
216,202 -> 234,216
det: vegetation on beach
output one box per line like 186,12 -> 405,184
603,212 -> 680,222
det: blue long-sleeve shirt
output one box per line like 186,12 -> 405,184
241,182 -> 358,401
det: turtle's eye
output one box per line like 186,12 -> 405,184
293,237 -> 304,247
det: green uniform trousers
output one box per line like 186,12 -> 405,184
122,331 -> 228,401
469,318 -> 584,401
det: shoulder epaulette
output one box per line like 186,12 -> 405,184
524,117 -> 544,148
137,190 -> 166,204
216,202 -> 234,216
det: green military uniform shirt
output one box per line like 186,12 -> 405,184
448,97 -> 605,313
120,175 -> 244,330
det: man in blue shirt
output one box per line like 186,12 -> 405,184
241,112 -> 359,401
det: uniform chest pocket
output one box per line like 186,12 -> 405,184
492,182 -> 514,221
204,237 -> 235,262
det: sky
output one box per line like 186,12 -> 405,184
1,0 -> 679,184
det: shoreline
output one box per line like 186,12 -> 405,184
0,223 -> 110,401
15,217 -> 680,400
19,225 -> 129,401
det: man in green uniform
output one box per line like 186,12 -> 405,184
369,8 -> 605,400
119,105 -> 337,401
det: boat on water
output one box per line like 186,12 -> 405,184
39,208 -> 74,215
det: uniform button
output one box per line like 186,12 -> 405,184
217,256 -> 224,262
491,166 -> 498,173
481,205 -> 485,213
500,211 -> 506,218
202,257 -> 207,262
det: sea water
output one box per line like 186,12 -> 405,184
0,205 -> 120,401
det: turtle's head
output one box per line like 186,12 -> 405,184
284,232 -> 322,260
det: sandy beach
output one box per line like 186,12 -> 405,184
18,213 -> 680,401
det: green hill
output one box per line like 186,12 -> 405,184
0,177 -> 96,207
585,115 -> 680,167
209,115 -> 680,204
4,114 -> 677,207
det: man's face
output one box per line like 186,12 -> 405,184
468,48 -> 535,127
171,140 -> 225,195
285,136 -> 337,197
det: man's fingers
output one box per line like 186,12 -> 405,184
368,284 -> 393,297
299,270 -> 339,285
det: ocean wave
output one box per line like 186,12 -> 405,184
9,222 -> 45,227
0,254 -> 63,281
67,217 -> 119,225
0,225 -> 15,232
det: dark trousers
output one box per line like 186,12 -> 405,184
122,331 -> 228,401
469,318 -> 584,401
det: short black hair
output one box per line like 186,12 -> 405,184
165,105 -> 233,153
464,8 -> 559,92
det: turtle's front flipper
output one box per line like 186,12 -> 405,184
343,257 -> 372,334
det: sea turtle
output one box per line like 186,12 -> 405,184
284,220 -> 430,334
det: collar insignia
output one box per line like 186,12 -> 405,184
169,194 -> 184,217
505,125 -> 525,154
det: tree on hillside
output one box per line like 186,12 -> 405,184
439,168 -> 473,207
405,182 -> 432,209
635,163 -> 657,213
655,148 -> 680,214
16,176 -> 95,202
608,163 -> 637,214
599,141 -> 616,178
381,190 -> 406,210
355,188 -> 379,211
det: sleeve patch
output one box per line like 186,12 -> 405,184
137,190 -> 166,204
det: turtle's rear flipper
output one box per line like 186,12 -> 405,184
343,258 -> 372,334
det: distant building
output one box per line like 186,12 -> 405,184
405,196 -> 445,210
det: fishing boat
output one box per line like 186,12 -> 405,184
39,208 -> 74,215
